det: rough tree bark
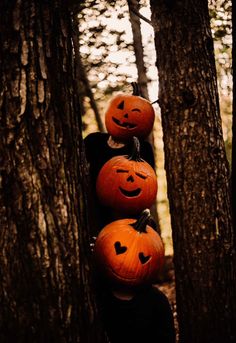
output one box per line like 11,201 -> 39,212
232,0 -> 236,238
0,1 -> 107,342
150,1 -> 236,342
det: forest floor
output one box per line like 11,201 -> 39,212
154,255 -> 179,342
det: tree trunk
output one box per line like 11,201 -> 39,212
150,1 -> 236,342
0,1 -> 107,342
127,0 -> 149,99
232,0 -> 236,239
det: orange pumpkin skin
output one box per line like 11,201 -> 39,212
96,154 -> 157,215
94,212 -> 164,286
105,94 -> 155,141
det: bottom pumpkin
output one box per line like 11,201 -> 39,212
94,209 -> 165,287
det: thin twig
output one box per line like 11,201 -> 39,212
130,7 -> 152,26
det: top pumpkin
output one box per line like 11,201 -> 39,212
105,93 -> 155,142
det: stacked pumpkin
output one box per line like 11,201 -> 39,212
96,136 -> 157,216
93,84 -> 165,287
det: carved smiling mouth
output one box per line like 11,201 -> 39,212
112,117 -> 137,129
119,187 -> 141,197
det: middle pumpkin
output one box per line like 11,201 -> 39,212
96,137 -> 157,215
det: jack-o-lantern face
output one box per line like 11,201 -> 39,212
96,138 -> 157,215
94,209 -> 164,286
105,94 -> 155,141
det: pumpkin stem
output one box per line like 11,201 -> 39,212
131,209 -> 152,233
131,82 -> 141,96
129,136 -> 142,162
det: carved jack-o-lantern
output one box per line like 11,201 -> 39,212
94,209 -> 165,286
96,137 -> 157,215
105,83 -> 155,141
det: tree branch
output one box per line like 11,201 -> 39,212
129,6 -> 152,26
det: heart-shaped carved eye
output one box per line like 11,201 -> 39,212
139,252 -> 151,264
114,241 -> 127,255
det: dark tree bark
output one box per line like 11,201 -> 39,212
232,0 -> 236,239
150,1 -> 236,342
0,1 -> 107,342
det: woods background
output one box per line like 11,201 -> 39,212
0,1 -> 235,343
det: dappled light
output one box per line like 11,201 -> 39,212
0,1 -> 235,342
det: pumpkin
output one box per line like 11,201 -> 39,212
94,209 -> 165,286
104,83 -> 155,141
96,137 -> 157,215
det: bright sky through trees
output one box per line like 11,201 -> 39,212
78,0 -> 232,255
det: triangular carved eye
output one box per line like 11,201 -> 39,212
114,241 -> 127,255
117,100 -> 125,110
139,252 -> 151,264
